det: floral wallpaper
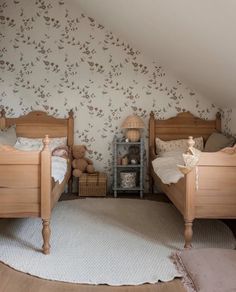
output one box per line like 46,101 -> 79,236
221,109 -> 236,137
1,0 -> 230,190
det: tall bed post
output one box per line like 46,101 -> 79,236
67,109 -> 74,148
0,108 -> 6,129
216,112 -> 221,132
41,135 -> 52,254
149,111 -> 155,193
184,161 -> 195,248
183,136 -> 196,248
67,109 -> 74,194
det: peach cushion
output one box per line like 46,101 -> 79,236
177,248 -> 236,292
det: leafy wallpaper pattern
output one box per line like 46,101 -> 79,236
1,0 -> 230,189
221,109 -> 235,137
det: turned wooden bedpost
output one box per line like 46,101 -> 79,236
216,112 -> 221,132
67,109 -> 74,194
0,108 -> 6,129
184,220 -> 193,248
41,135 -> 52,254
187,136 -> 195,153
42,219 -> 51,254
149,111 -> 155,193
67,109 -> 74,148
184,163 -> 196,248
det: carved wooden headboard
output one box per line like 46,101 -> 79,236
0,109 -> 74,147
149,111 -> 221,152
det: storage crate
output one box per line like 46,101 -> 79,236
78,172 -> 107,197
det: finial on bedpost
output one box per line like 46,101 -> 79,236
43,135 -> 50,150
150,111 -> 154,119
187,136 -> 195,152
69,109 -> 74,118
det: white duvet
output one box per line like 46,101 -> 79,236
51,156 -> 68,184
152,151 -> 184,184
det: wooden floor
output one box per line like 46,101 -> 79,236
1,192 -> 235,292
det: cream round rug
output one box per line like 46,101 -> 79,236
0,199 -> 235,285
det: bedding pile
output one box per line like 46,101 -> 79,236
152,133 -> 235,184
152,149 -> 201,185
51,156 -> 68,183
153,137 -> 202,184
152,151 -> 185,184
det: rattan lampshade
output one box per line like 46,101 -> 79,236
121,115 -> 145,129
121,115 -> 145,142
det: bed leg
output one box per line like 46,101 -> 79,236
42,219 -> 51,255
184,219 -> 193,248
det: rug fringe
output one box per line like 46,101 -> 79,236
171,252 -> 197,292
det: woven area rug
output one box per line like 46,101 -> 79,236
0,199 -> 235,285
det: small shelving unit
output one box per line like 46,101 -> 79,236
112,135 -> 144,198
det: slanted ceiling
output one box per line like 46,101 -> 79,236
77,0 -> 236,108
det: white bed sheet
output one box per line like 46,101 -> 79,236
152,151 -> 184,184
51,156 -> 68,184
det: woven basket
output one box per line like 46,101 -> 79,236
79,172 -> 107,197
120,171 -> 136,188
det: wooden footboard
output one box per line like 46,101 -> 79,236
194,149 -> 236,219
0,137 -> 51,217
0,137 -> 52,254
0,109 -> 74,254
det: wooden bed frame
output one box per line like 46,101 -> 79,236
149,111 -> 236,248
0,109 -> 74,254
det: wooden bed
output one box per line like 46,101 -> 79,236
0,109 -> 74,254
149,111 -> 236,248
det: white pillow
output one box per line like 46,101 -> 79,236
14,137 -> 67,152
0,125 -> 17,146
155,137 -> 203,155
15,137 -> 42,151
